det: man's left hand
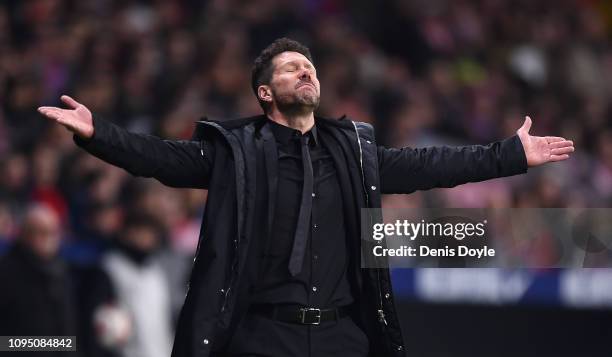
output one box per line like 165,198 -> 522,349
517,116 -> 575,167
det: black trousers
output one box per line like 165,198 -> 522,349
213,311 -> 369,357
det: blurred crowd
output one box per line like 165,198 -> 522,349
1,0 -> 611,356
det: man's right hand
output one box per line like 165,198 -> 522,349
38,95 -> 94,139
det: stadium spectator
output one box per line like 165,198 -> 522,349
0,203 -> 78,356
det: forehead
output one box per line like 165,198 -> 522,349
272,51 -> 314,68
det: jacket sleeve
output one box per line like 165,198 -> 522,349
74,116 -> 213,189
378,135 -> 528,194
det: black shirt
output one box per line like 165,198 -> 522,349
250,120 -> 354,308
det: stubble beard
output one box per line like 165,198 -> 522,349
274,89 -> 320,116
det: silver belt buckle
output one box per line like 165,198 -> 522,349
299,307 -> 321,325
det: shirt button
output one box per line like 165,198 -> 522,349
385,293 -> 390,299
312,192 -> 316,197
313,254 -> 318,260
203,339 -> 209,345
312,286 -> 317,292
371,185 -> 377,191
313,223 -> 318,229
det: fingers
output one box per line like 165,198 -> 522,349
545,136 -> 566,143
37,94 -> 80,120
551,146 -> 574,155
38,106 -> 61,120
549,140 -> 573,149
549,154 -> 570,162
549,138 -> 574,157
60,95 -> 81,109
38,107 -> 68,125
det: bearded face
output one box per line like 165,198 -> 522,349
265,51 -> 321,114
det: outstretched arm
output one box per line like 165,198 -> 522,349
38,95 -> 212,189
378,116 -> 574,194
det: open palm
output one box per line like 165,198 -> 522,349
38,95 -> 94,139
517,116 -> 574,167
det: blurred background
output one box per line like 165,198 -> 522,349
0,0 -> 611,356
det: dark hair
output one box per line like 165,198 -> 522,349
251,37 -> 313,113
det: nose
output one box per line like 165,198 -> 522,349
299,67 -> 313,81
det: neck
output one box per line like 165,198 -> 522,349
266,106 -> 315,133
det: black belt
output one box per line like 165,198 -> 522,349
248,304 -> 351,325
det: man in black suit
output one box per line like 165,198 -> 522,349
38,38 -> 574,357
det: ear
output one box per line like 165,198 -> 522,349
258,85 -> 273,104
